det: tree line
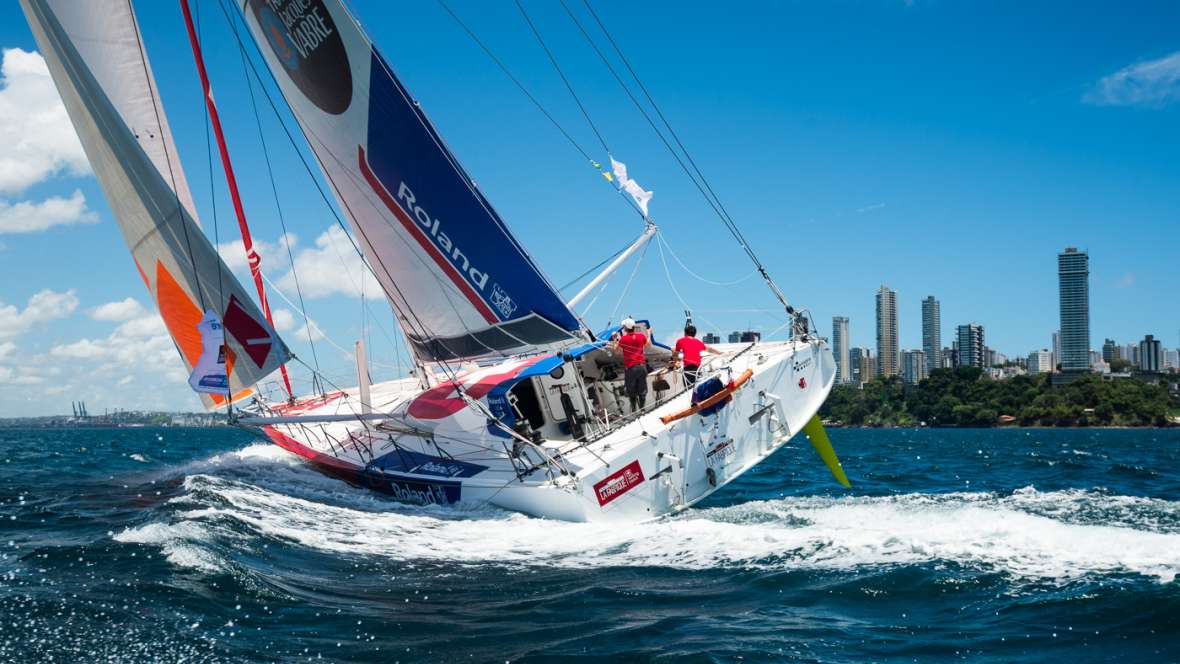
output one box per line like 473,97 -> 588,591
819,367 -> 1178,427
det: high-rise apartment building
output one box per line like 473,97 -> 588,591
702,333 -> 720,344
1052,331 -> 1061,371
902,349 -> 927,385
1057,248 -> 1090,371
1027,349 -> 1053,374
921,296 -> 941,374
1139,335 -> 1162,372
1102,339 -> 1120,363
876,285 -> 898,378
851,347 -> 875,385
832,316 -> 850,384
956,324 -> 985,368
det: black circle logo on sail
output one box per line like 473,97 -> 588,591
251,0 -> 352,115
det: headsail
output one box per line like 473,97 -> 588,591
22,0 -> 292,409
238,0 -> 584,363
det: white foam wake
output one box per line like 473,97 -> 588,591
117,471 -> 1180,582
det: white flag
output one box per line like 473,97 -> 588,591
609,156 -> 653,217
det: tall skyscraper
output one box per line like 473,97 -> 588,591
832,316 -> 850,384
1057,248 -> 1090,371
1139,335 -> 1162,372
1052,331 -> 1061,371
956,323 -> 985,368
902,349 -> 927,385
876,285 -> 898,377
921,296 -> 941,374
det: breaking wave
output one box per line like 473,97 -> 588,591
117,444 -> 1180,583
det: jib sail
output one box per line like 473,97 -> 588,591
21,0 -> 292,409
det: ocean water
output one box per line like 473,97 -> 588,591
1,427 -> 1178,663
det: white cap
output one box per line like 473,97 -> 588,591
621,317 -> 636,330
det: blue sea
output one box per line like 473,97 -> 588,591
1,427 -> 1178,663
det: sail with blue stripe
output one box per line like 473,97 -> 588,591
240,0 -> 585,363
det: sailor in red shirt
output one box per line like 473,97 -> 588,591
671,324 -> 720,387
612,318 -> 651,413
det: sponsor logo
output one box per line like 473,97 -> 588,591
792,357 -> 812,372
490,283 -> 517,319
705,439 -> 735,468
251,0 -> 352,115
397,181 -> 502,309
412,460 -> 468,478
798,377 -> 807,389
385,480 -> 455,505
594,460 -> 645,506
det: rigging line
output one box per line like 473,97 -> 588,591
128,0 -> 205,311
284,356 -> 572,477
655,235 -> 725,338
234,34 -> 321,373
433,0 -> 592,164
557,241 -> 631,292
657,233 -> 758,287
577,0 -> 797,314
434,0 -> 646,222
514,0 -> 609,155
608,237 -> 650,325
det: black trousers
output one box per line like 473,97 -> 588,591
624,364 -> 648,412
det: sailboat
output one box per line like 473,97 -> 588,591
22,0 -> 850,523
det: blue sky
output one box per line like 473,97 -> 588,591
1,0 -> 1178,415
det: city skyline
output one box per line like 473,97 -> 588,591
825,247 -> 1176,378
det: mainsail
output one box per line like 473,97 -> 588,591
22,0 -> 292,409
239,0 -> 585,363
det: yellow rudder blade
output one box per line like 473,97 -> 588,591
803,415 -> 852,488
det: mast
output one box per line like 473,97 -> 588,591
180,0 -> 294,399
567,221 -> 656,309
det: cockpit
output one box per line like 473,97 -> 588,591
495,321 -> 689,445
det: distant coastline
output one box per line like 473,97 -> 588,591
820,368 -> 1180,428
0,412 -> 229,429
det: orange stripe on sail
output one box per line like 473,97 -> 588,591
154,260 -> 204,369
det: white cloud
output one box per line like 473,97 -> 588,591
294,319 -> 326,343
1085,51 -> 1180,108
0,340 -> 14,361
855,203 -> 886,213
90,297 -> 146,322
0,288 -> 79,338
0,48 -> 89,196
270,308 -> 296,332
51,312 -> 176,372
276,225 -> 381,298
0,189 -> 98,234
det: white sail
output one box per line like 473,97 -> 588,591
239,0 -> 586,364
22,0 -> 292,409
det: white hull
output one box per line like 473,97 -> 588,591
248,338 -> 835,523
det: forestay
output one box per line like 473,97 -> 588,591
22,0 -> 291,409
238,0 -> 585,363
